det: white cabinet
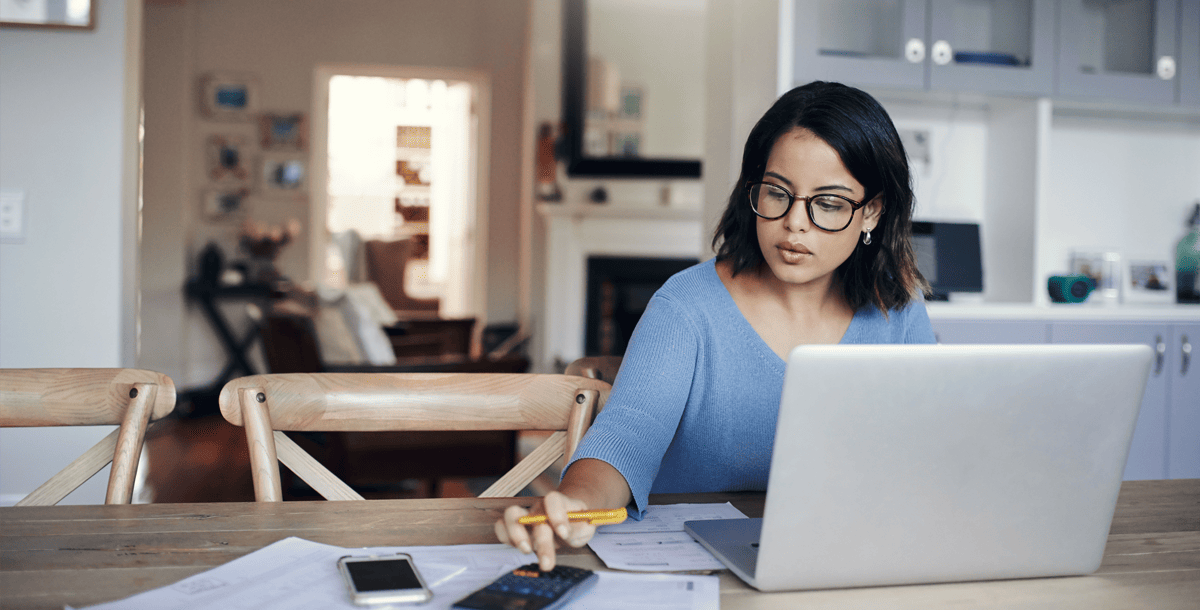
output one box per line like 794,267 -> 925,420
931,319 -> 1049,344
1056,0 -> 1182,105
1182,0 -> 1200,106
928,0 -> 1057,95
1167,323 -> 1198,477
930,314 -> 1199,480
790,0 -> 1198,106
1049,321 -> 1173,480
792,0 -> 927,90
792,0 -> 1055,96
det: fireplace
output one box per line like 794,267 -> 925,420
537,202 -> 704,372
585,256 -> 699,356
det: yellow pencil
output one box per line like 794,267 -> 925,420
517,507 -> 628,526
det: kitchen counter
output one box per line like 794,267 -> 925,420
926,302 -> 1200,322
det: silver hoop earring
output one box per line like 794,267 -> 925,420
862,229 -> 872,245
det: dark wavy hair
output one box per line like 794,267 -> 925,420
712,81 -> 929,312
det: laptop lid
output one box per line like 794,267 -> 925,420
688,343 -> 1152,592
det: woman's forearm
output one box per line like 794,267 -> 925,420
557,458 -> 633,510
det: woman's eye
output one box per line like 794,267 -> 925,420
812,197 -> 847,212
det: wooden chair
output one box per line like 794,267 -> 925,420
565,356 -> 623,383
363,238 -> 440,315
218,373 -> 610,501
0,368 -> 177,506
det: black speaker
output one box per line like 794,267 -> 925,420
1048,275 -> 1096,303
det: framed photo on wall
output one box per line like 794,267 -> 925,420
202,188 -> 249,221
260,153 -> 306,196
1,0 -> 94,29
259,113 -> 307,151
206,135 -> 250,182
201,73 -> 259,121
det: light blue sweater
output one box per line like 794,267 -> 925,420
566,258 -> 936,518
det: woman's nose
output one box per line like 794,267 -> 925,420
782,198 -> 810,233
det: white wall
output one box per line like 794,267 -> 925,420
1041,114 -> 1200,299
0,0 -> 142,504
140,0 -> 531,388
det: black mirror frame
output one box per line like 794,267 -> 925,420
562,0 -> 702,178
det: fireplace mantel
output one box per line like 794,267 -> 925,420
537,203 -> 704,371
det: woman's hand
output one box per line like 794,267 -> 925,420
495,491 -> 596,571
494,459 -> 632,571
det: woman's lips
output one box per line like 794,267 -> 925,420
777,242 -> 812,263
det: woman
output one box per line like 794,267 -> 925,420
497,81 -> 935,569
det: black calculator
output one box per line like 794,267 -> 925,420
452,564 -> 599,610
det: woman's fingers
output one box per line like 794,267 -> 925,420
499,504 -> 534,555
542,491 -> 599,549
563,523 -> 598,548
495,492 -> 601,571
531,522 -> 559,571
541,492 -> 575,540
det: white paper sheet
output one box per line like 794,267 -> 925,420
587,502 -> 749,572
71,535 -> 721,610
71,537 -> 530,610
571,571 -> 720,610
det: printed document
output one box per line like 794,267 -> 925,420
70,536 -> 718,610
588,502 -> 749,571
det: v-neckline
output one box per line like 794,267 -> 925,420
704,260 -> 861,367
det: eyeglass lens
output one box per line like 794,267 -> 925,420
748,183 -> 855,231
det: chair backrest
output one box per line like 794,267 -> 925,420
218,372 -> 611,501
0,368 -> 177,506
565,356 -> 623,383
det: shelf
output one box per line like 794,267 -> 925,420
536,202 -> 701,222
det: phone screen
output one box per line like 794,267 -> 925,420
346,558 -> 422,592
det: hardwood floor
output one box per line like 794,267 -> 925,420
142,414 -> 476,503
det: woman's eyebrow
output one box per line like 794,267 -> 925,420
763,171 -> 793,187
813,184 -> 855,194
765,171 -> 855,194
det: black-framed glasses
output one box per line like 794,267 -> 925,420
746,182 -> 866,232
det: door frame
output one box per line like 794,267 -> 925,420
310,63 -> 491,325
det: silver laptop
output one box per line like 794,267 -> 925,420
684,343 -> 1152,592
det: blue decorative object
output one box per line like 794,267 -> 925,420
954,51 -> 1022,66
215,86 -> 248,109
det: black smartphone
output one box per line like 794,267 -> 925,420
337,553 -> 433,606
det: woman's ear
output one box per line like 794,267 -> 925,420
863,196 -> 883,228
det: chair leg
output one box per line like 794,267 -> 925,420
107,383 -> 157,504
239,388 -> 283,502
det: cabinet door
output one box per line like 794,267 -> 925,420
931,319 -> 1049,344
1050,321 -> 1169,480
1057,0 -> 1180,104
1180,0 -> 1200,106
928,0 -> 1055,95
1168,324 -> 1199,478
792,0 -> 927,90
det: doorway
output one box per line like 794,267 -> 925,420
312,65 -> 488,320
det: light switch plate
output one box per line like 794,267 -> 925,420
0,190 -> 25,243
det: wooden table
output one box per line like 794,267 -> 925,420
2,480 -> 1197,609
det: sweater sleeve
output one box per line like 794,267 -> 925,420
563,293 -> 701,518
902,299 -> 937,344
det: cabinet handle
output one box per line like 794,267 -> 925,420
1182,334 -> 1192,376
1157,56 -> 1176,80
905,38 -> 925,63
1155,335 -> 1166,376
932,40 -> 953,66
